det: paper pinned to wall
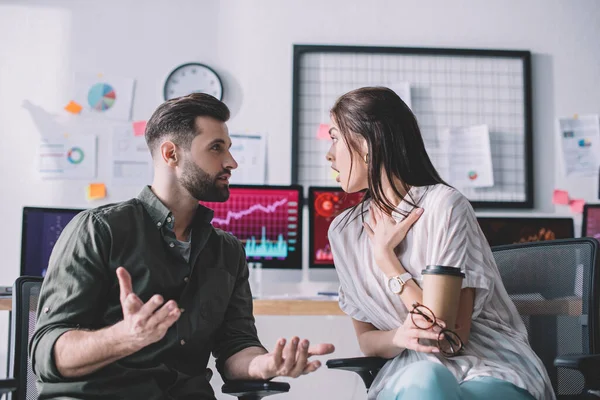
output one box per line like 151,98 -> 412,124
111,125 -> 153,186
72,72 -> 135,121
229,133 -> 267,185
442,124 -> 494,189
37,135 -> 97,179
558,114 -> 600,177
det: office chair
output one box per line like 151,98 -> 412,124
327,238 -> 600,399
2,276 -> 288,400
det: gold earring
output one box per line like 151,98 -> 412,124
364,153 -> 369,164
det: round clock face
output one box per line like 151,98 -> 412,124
163,63 -> 223,101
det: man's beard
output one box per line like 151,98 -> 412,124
178,157 -> 230,202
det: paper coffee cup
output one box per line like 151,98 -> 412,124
421,265 -> 465,329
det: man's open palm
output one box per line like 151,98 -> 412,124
251,337 -> 335,379
115,267 -> 181,352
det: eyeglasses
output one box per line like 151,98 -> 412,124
409,302 -> 464,357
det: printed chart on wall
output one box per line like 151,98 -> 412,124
200,187 -> 301,268
37,135 -> 97,179
228,134 -> 267,185
558,114 -> 600,177
72,72 -> 135,121
111,125 -> 153,186
292,45 -> 533,208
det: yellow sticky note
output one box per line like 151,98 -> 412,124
64,101 -> 83,114
86,183 -> 106,200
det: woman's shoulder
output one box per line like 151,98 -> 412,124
421,184 -> 471,213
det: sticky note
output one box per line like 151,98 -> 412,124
569,199 -> 585,214
552,189 -> 570,205
64,101 -> 83,114
316,123 -> 331,140
86,183 -> 106,200
132,120 -> 147,137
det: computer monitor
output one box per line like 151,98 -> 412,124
582,204 -> 600,239
21,207 -> 84,277
308,186 -> 365,281
476,217 -> 575,247
200,185 -> 303,280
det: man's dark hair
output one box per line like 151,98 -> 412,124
145,93 -> 230,154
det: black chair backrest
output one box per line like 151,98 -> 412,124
9,276 -> 43,400
492,238 -> 599,398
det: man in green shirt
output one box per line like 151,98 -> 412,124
29,93 -> 335,399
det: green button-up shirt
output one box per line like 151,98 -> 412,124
30,186 -> 265,399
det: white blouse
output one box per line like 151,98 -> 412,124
328,184 -> 554,400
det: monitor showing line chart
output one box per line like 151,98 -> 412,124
200,185 -> 303,269
309,186 -> 365,268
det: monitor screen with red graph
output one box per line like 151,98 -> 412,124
583,204 -> 600,239
200,185 -> 303,269
309,187 -> 365,268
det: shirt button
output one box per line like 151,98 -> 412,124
167,217 -> 172,222
169,242 -> 175,248
180,339 -> 186,346
184,277 -> 189,283
157,222 -> 162,227
43,307 -> 49,313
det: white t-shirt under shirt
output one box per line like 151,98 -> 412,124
328,184 -> 554,400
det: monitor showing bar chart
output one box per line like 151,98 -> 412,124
200,185 -> 303,269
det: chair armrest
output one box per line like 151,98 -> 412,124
221,380 -> 290,399
555,354 -> 600,390
327,356 -> 387,372
326,357 -> 387,389
0,378 -> 17,394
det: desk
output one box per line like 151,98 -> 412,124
0,297 -> 582,316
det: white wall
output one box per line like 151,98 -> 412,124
1,0 -> 599,398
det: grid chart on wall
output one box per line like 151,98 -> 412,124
291,45 -> 533,209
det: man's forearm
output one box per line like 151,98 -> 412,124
222,346 -> 268,381
54,323 -> 137,378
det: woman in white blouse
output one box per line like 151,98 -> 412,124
325,87 -> 554,400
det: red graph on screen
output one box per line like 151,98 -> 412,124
311,190 -> 363,266
212,198 -> 289,226
201,188 -> 300,259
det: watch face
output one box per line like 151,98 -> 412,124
389,278 -> 402,293
164,63 -> 223,101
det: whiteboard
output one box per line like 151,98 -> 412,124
291,45 -> 533,209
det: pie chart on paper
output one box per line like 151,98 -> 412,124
87,83 -> 116,111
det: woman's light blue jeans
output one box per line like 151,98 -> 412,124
377,361 -> 536,400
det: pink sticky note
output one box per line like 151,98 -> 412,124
569,199 -> 585,214
316,123 -> 330,140
552,189 -> 570,205
133,120 -> 147,137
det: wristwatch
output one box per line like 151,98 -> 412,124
387,272 -> 413,294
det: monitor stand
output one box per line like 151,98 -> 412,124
248,263 -> 303,298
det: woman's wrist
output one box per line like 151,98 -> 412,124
375,251 -> 406,277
